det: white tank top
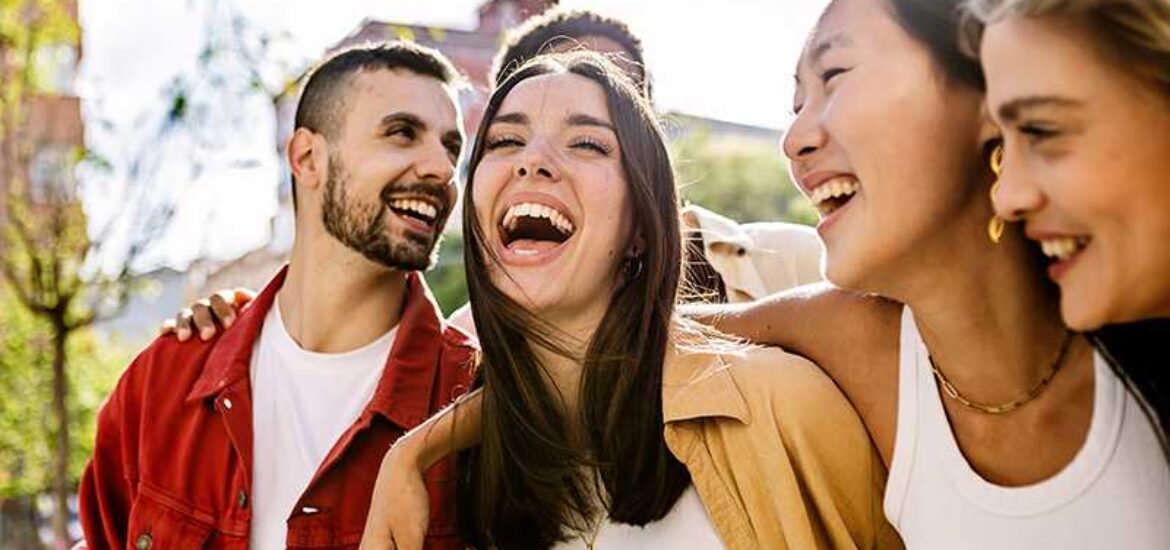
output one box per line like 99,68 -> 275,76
884,307 -> 1170,549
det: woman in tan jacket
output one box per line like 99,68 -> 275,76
357,51 -> 898,550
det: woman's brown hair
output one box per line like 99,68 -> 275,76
455,51 -> 688,548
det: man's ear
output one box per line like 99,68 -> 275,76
289,127 -> 327,192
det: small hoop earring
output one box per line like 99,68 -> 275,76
987,144 -> 1006,244
622,255 -> 644,281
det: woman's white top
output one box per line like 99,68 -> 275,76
885,307 -> 1170,549
551,485 -> 725,549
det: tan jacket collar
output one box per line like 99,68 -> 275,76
661,351 -> 751,425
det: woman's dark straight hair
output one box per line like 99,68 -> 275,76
886,0 -> 1169,459
455,52 -> 689,549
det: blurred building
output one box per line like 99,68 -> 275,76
0,0 -> 85,253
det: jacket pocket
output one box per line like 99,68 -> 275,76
126,489 -> 215,550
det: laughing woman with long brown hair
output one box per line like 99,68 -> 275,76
361,51 -> 899,550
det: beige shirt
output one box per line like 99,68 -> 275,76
663,346 -> 903,550
684,205 -> 823,302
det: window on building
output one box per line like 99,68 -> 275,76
29,145 -> 77,202
34,44 -> 78,96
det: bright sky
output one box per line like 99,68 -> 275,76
78,0 -> 830,270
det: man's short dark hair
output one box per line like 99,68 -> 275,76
296,41 -> 461,140
290,41 -> 461,211
490,9 -> 651,98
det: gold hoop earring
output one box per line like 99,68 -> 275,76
987,144 -> 1006,244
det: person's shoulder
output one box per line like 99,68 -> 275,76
720,345 -> 868,434
439,321 -> 480,376
723,345 -> 839,402
440,321 -> 478,353
113,332 -> 224,404
93,331 -> 229,437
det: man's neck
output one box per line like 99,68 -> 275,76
278,241 -> 409,354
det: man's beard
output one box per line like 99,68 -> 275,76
320,155 -> 442,271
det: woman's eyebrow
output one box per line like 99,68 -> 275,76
491,112 -> 528,125
809,32 -> 853,65
996,95 -> 1083,123
566,113 -> 615,131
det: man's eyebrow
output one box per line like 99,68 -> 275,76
380,112 -> 425,130
441,129 -> 463,150
566,113 -> 615,131
996,95 -> 1083,123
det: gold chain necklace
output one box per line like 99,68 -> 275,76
929,331 -> 1075,415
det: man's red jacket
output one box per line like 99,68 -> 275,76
78,267 -> 477,549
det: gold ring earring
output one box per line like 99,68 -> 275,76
987,144 -> 1006,244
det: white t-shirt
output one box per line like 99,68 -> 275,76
885,306 -> 1170,549
248,300 -> 396,550
551,485 -> 725,549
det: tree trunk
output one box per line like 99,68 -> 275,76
50,323 -> 71,548
0,496 -> 43,549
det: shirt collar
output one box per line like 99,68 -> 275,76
685,205 -> 754,251
188,266 -> 449,431
685,205 -> 769,300
661,351 -> 751,425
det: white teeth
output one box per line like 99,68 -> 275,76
1039,236 -> 1088,260
809,177 -> 861,206
390,199 -> 439,221
502,202 -> 576,235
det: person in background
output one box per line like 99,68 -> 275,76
78,43 -> 476,550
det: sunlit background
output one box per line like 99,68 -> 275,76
0,0 -> 828,546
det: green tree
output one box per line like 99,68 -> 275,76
0,2 -> 101,544
671,129 -> 817,226
425,233 -> 469,317
0,286 -> 127,548
1,0 -> 285,544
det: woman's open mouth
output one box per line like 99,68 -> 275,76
808,176 -> 861,232
809,176 -> 860,217
497,201 -> 577,262
1037,235 -> 1091,281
